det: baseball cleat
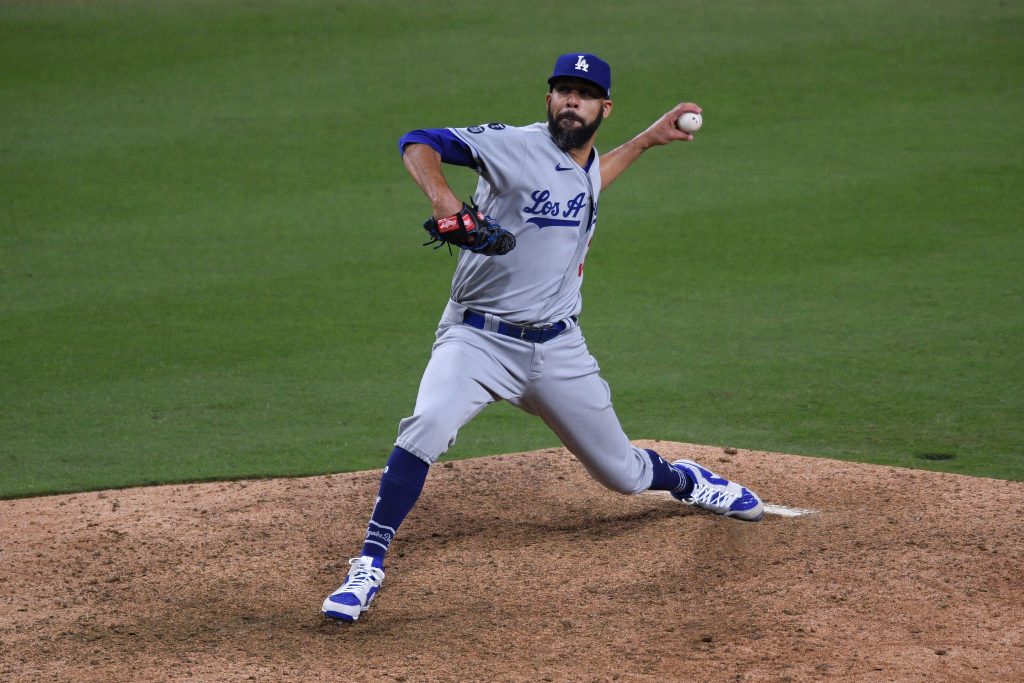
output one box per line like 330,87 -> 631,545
322,556 -> 385,622
671,459 -> 764,521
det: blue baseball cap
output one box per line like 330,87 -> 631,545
548,53 -> 611,98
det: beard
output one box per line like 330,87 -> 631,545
547,104 -> 604,152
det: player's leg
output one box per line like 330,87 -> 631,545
518,328 -> 685,494
523,328 -> 763,520
355,327 -> 515,563
324,324 -> 525,621
526,385 -> 687,495
322,444 -> 426,622
393,326 -> 519,463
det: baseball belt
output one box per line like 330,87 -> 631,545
461,310 -> 569,344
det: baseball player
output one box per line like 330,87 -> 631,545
323,53 -> 764,622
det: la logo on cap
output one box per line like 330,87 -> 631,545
548,53 -> 610,97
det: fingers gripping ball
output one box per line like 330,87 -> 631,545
675,112 -> 702,134
422,203 -> 516,256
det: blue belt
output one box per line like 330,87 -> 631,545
462,310 -> 568,344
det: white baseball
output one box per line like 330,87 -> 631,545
675,112 -> 702,134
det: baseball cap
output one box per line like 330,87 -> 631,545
547,53 -> 611,98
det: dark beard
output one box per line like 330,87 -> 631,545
547,105 -> 604,152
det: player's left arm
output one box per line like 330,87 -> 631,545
599,102 -> 701,191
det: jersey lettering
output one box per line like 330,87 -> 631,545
563,193 -> 586,219
523,189 -> 560,217
523,190 -> 588,229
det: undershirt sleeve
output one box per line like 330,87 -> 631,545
397,129 -> 477,169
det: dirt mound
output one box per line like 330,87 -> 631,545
2,441 -> 1022,682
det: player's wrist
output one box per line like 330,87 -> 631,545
626,134 -> 654,156
431,196 -> 464,218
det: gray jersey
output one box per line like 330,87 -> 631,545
448,122 -> 601,324
396,119 -> 652,490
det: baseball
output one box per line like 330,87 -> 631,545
675,112 -> 702,134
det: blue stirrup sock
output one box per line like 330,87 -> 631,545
360,447 -> 429,565
645,449 -> 693,495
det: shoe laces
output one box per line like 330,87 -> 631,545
344,558 -> 384,591
688,481 -> 740,509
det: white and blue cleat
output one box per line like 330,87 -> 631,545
671,459 -> 764,521
322,556 -> 385,622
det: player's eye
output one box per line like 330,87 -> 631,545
555,85 -> 601,100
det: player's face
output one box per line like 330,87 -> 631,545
546,78 -> 613,152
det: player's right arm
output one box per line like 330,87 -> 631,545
399,129 -> 478,218
402,143 -> 464,218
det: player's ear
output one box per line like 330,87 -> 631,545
602,99 -> 613,118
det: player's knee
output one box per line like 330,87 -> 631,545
589,466 -> 649,496
396,412 -> 459,462
607,476 -> 649,496
574,446 -> 650,495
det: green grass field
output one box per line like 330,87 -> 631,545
2,0 -> 1022,498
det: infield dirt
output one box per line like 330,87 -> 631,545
2,441 -> 1022,682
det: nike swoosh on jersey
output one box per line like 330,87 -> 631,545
555,164 -> 574,171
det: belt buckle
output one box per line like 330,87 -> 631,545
521,323 -> 553,341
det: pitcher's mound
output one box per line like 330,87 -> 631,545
2,441 -> 1022,681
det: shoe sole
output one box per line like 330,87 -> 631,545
322,593 -> 376,622
725,508 -> 764,522
683,500 -> 764,522
323,607 -> 360,622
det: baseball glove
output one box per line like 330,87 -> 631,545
422,203 -> 516,256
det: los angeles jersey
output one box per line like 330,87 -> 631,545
447,122 -> 600,324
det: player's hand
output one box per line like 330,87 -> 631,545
422,203 -> 516,256
642,102 -> 702,147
